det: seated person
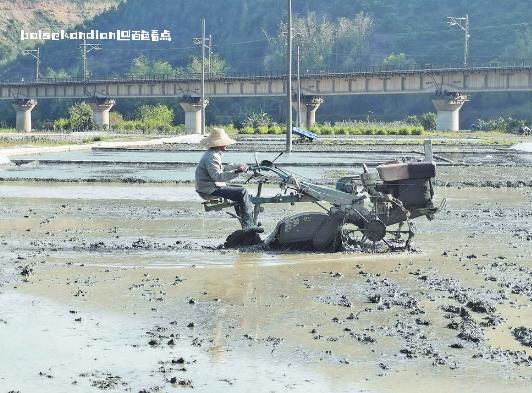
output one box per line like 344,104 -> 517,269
195,128 -> 262,232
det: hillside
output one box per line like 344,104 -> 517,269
2,0 -> 531,76
0,0 -> 531,127
0,0 -> 122,66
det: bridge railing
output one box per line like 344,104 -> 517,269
3,60 -> 532,85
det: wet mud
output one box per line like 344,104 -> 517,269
0,181 -> 531,392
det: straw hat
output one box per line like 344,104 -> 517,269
202,128 -> 236,148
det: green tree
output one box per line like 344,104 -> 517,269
405,112 -> 436,130
264,12 -> 375,71
383,53 -> 416,69
128,56 -> 183,76
152,60 -> 176,75
53,117 -> 70,131
68,102 -> 94,131
129,55 -> 151,75
515,28 -> 532,59
109,111 -> 124,129
136,104 -> 174,131
187,54 -> 229,76
44,67 -> 71,79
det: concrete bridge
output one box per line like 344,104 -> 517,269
2,63 -> 532,133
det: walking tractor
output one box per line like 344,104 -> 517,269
204,151 -> 444,253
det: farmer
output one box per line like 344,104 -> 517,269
195,128 -> 262,232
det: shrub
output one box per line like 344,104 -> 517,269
109,112 -> 124,130
240,126 -> 255,135
334,126 -> 348,135
269,125 -> 283,134
53,117 -> 70,131
223,123 -> 238,134
257,126 -> 269,135
243,111 -> 273,128
320,125 -> 334,135
419,113 -> 436,131
398,127 -> 411,135
405,113 -> 436,131
347,127 -> 362,135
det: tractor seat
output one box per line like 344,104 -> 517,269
197,192 -> 237,212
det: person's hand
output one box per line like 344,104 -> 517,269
236,164 -> 249,173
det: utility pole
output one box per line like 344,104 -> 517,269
80,38 -> 102,80
297,45 -> 301,128
447,14 -> 470,68
208,34 -> 212,75
201,20 -> 206,135
193,19 -> 211,135
22,48 -> 40,80
286,0 -> 293,152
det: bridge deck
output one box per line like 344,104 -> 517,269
2,65 -> 532,100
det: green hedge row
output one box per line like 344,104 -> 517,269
236,123 -> 423,136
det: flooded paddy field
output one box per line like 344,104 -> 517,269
1,144 -> 531,187
1,179 -> 531,392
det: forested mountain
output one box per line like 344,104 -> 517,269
0,0 -> 121,67
1,0 -> 532,127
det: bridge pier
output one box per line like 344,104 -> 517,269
89,99 -> 115,130
431,92 -> 468,131
179,97 -> 209,134
12,99 -> 37,132
292,96 -> 324,129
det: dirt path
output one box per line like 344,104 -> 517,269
0,133 -> 203,161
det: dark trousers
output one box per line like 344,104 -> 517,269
211,186 -> 254,228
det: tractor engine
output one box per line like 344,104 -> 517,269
376,161 -> 436,210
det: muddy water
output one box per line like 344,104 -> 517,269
1,183 -> 531,392
2,146 -> 531,186
13,149 -> 424,164
1,149 -> 423,183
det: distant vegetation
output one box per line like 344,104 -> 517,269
53,103 -> 182,133
239,121 -> 423,136
382,53 -> 417,69
1,0 -> 532,127
0,0 -> 120,67
471,116 -> 530,132
128,56 -> 180,76
53,102 -> 94,131
264,12 -> 374,71
114,104 -> 179,132
48,103 -> 528,134
127,54 -> 229,77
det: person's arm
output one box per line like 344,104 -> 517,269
225,163 -> 240,171
205,153 -> 241,182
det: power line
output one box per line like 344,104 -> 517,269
80,38 -> 102,79
447,14 -> 470,68
193,19 -> 209,134
22,48 -> 40,80
378,21 -> 532,38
